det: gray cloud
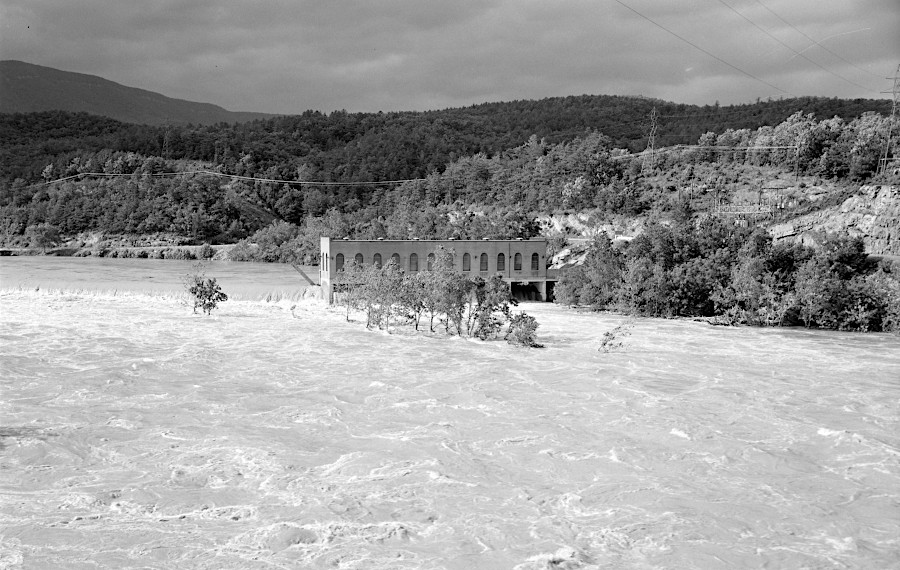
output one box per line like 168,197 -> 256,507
1,0 -> 896,113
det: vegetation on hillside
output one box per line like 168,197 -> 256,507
556,224 -> 900,333
2,102 -> 895,256
0,96 -> 889,184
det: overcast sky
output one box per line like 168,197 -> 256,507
1,0 -> 897,114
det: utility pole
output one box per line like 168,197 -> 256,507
879,64 -> 900,176
641,107 -> 659,175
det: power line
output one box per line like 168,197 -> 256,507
788,28 -> 873,65
607,144 -> 798,161
717,0 -> 879,94
31,170 -> 425,191
199,171 -> 422,187
754,0 -> 884,80
610,0 -> 791,96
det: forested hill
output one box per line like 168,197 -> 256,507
423,95 -> 891,151
0,94 -> 890,186
0,60 -> 274,126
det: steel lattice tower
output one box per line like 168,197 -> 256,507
880,64 -> 900,175
642,107 -> 659,175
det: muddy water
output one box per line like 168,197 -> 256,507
0,256 -> 315,300
1,259 -> 899,569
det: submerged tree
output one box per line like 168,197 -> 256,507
184,264 -> 228,315
336,245 -> 542,344
468,275 -> 517,339
26,223 -> 60,253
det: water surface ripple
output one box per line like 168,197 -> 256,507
1,266 -> 899,568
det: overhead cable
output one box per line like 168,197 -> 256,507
754,0 -> 884,80
717,0 -> 879,93
32,170 -> 425,190
610,0 -> 791,96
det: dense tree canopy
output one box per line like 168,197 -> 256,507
556,224 -> 900,333
0,95 -> 895,251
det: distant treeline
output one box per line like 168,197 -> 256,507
1,94 -> 889,186
557,220 -> 900,333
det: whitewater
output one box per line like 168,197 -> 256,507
1,258 -> 898,569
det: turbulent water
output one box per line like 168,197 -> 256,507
1,258 -> 899,569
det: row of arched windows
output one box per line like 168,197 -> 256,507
334,252 -> 539,273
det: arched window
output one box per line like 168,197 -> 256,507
355,253 -> 363,265
427,253 -> 435,271
497,253 -> 505,271
514,252 -> 522,271
373,253 -> 382,267
480,253 -> 488,271
335,253 -> 344,271
391,253 -> 400,267
531,252 -> 540,271
462,253 -> 471,271
409,253 -> 419,272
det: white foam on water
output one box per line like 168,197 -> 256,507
1,264 -> 900,569
670,428 -> 691,440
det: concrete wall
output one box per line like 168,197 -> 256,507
320,238 -> 549,302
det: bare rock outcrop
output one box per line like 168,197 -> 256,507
769,185 -> 899,256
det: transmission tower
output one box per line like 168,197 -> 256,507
641,107 -> 659,175
880,64 -> 900,176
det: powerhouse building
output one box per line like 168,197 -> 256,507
319,237 -> 555,303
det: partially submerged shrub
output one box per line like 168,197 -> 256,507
198,243 -> 215,260
25,223 -> 60,253
226,240 -> 258,261
227,221 -> 303,263
165,248 -> 196,260
338,247 -> 542,346
184,264 -> 228,315
599,320 -> 634,353
506,312 -> 542,347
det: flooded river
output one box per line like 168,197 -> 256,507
1,257 -> 898,568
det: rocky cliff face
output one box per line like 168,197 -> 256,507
769,186 -> 900,256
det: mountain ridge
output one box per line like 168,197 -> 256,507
0,60 -> 275,126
